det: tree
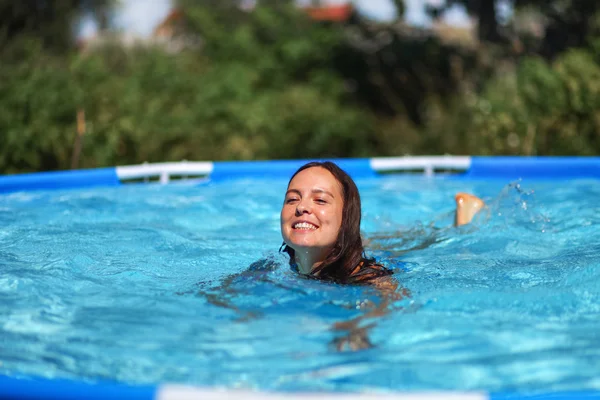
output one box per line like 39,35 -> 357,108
426,0 -> 503,43
427,0 -> 600,52
391,0 -> 405,20
514,0 -> 600,57
0,0 -> 115,53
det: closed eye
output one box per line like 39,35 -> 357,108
314,198 -> 327,204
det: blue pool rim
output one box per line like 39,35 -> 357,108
1,375 -> 600,400
2,155 -> 600,399
1,156 -> 600,193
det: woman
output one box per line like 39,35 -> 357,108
279,161 -> 484,351
279,161 -> 484,286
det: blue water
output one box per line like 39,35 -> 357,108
0,176 -> 599,394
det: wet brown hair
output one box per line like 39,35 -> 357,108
281,161 -> 390,283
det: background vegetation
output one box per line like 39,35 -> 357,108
1,0 -> 599,173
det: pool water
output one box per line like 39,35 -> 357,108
1,176 -> 599,394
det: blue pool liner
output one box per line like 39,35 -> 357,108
466,157 -> 600,179
0,376 -> 155,400
210,158 -> 377,181
0,168 -> 120,193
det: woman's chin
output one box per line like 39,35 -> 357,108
288,242 -> 335,258
287,241 -> 314,252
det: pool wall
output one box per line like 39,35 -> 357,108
2,156 -> 600,400
1,156 -> 600,193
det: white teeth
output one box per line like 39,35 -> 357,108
293,222 -> 317,230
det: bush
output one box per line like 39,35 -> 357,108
2,5 -> 600,174
0,36 -> 376,173
410,48 -> 600,156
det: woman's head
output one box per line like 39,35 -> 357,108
280,161 -> 366,280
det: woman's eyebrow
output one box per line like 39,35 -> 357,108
312,188 -> 334,198
285,189 -> 301,196
285,188 -> 334,198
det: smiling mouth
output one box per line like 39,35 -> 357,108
293,222 -> 318,230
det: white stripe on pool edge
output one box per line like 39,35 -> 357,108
370,156 -> 471,172
156,386 -> 488,400
116,161 -> 214,180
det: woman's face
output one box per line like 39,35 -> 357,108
280,167 -> 344,256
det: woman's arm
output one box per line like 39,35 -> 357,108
332,275 -> 410,351
192,258 -> 281,322
332,193 -> 485,351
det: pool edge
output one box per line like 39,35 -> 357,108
2,156 -> 600,193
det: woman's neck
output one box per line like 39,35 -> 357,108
295,250 -> 326,275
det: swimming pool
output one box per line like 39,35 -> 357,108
1,157 -> 599,399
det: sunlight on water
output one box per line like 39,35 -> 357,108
0,176 -> 599,394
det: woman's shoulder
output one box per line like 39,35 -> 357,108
348,260 -> 407,298
347,259 -> 393,284
248,256 -> 281,272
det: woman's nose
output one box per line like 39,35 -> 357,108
295,200 -> 311,215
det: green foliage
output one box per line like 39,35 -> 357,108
1,2 -> 379,173
0,39 -> 78,172
419,49 -> 600,155
2,1 -> 600,174
0,0 -> 114,53
0,38 -> 374,173
431,0 -> 600,51
179,1 -> 345,88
